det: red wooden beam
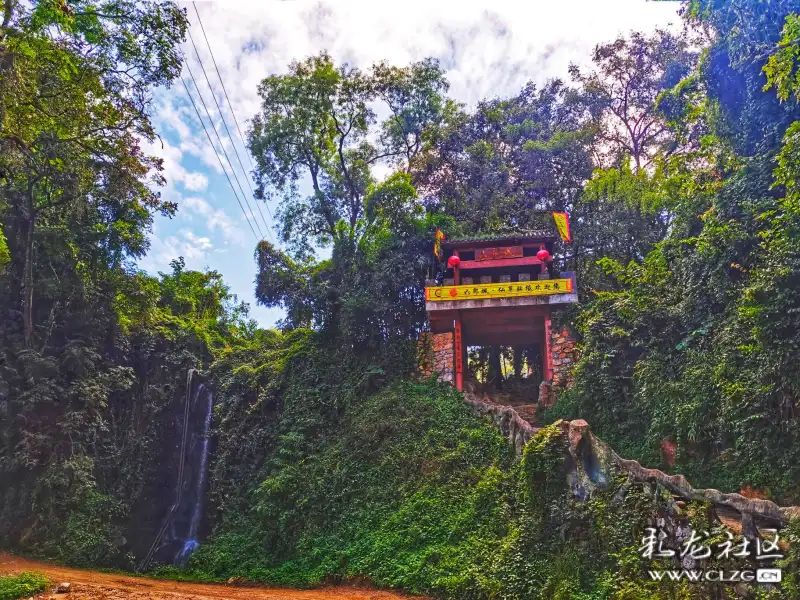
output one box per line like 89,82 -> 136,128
454,314 -> 463,391
543,311 -> 553,382
458,255 -> 544,270
475,246 -> 523,261
462,332 -> 544,347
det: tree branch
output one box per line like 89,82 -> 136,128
1,0 -> 16,35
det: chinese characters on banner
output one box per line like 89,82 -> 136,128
425,278 -> 573,301
475,246 -> 523,261
640,527 -> 785,562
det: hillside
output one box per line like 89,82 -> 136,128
3,1 -> 800,599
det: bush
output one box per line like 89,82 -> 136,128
0,572 -> 49,600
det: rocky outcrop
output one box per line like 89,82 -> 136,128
464,392 -> 800,529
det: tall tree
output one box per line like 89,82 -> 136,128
415,79 -> 593,235
0,0 -> 187,346
249,54 -> 452,349
249,52 -> 449,258
569,29 -> 696,171
552,0 -> 800,503
0,0 -> 200,564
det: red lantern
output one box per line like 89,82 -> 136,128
536,249 -> 551,262
447,255 -> 461,268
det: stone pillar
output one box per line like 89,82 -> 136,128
538,324 -> 578,408
550,325 -> 578,390
538,380 -> 554,408
418,332 -> 454,383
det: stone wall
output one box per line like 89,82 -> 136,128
418,331 -> 454,383
550,325 -> 577,389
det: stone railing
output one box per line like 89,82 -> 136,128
464,391 -> 800,529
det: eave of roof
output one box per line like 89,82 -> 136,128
442,232 -> 556,249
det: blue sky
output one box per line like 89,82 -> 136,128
137,0 -> 682,327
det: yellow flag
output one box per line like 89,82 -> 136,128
553,212 -> 571,243
433,228 -> 445,258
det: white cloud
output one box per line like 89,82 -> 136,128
183,0 -> 681,117
183,172 -> 209,191
141,136 -> 186,190
207,208 -> 246,246
183,196 -> 214,216
177,195 -> 246,246
154,99 -> 193,139
140,223 -> 216,272
139,136 -> 212,202
179,229 -> 214,258
178,195 -> 247,246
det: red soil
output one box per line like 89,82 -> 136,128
0,554 -> 422,600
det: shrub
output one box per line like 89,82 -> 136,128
0,572 -> 49,600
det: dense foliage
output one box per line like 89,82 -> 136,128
0,0 -> 248,566
3,0 -> 800,598
189,355 -> 800,599
548,0 -> 800,505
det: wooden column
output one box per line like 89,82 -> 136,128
453,250 -> 463,391
454,313 -> 463,391
543,310 -> 553,382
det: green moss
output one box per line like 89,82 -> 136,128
192,380 -> 515,598
0,225 -> 9,270
183,363 -> 799,598
519,423 -> 567,519
167,333 -> 798,599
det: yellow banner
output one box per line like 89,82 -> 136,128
553,212 -> 571,243
426,278 -> 573,301
433,228 -> 445,258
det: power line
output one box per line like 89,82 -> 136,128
181,76 -> 260,242
191,1 -> 276,234
186,19 -> 272,239
183,60 -> 266,240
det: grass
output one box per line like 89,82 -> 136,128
0,572 -> 50,600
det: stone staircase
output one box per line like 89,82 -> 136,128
463,379 -> 540,427
510,403 -> 538,425
464,394 -> 800,534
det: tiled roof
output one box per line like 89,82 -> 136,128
442,231 -> 556,248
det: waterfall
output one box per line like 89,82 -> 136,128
176,383 -> 213,563
137,369 -> 215,571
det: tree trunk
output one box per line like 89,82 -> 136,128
489,346 -> 503,391
513,346 -> 523,379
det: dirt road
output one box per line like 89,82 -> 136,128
0,554 -> 421,600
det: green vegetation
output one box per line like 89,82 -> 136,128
192,361 -> 800,599
2,0 -> 800,598
546,0 -> 800,505
0,572 -> 49,600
